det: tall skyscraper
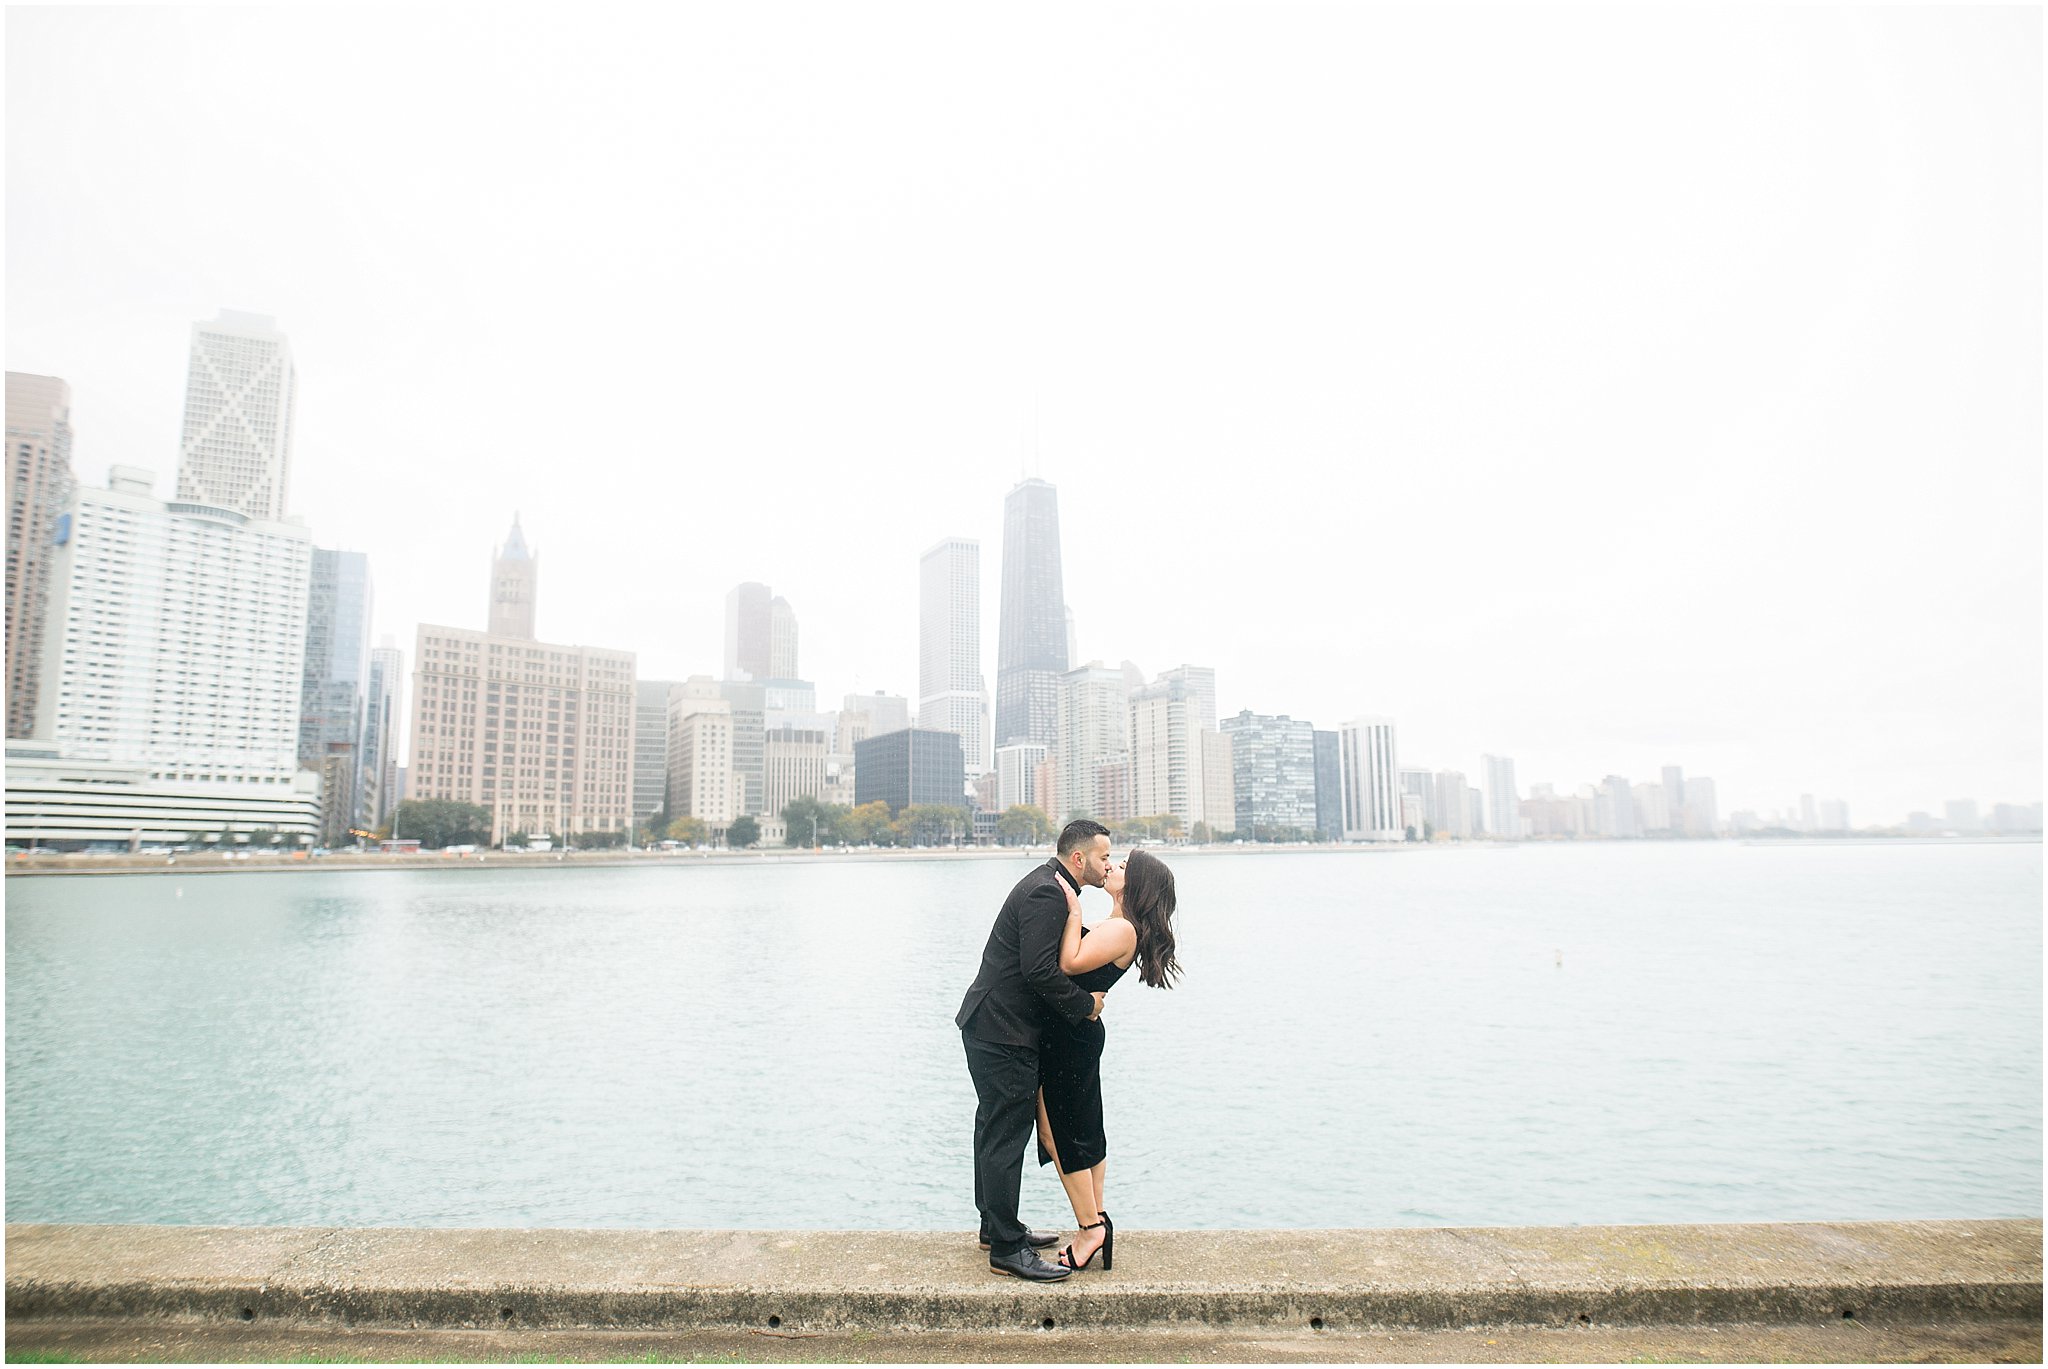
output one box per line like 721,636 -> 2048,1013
488,516 -> 538,639
1683,776 -> 1719,836
1597,775 -> 1639,837
1130,676 -> 1206,833
175,310 -> 296,521
1433,770 -> 1473,837
37,466 -> 312,786
1339,718 -> 1402,841
1661,764 -> 1687,832
1310,731 -> 1343,841
1199,730 -> 1236,836
769,596 -> 799,679
995,740 -> 1049,812
409,516 -> 634,844
6,372 -> 74,739
365,639 -> 404,830
668,677 -> 736,829
1220,710 -> 1317,836
633,678 -> 680,825
919,537 -> 989,779
994,478 -> 1068,748
1483,754 -> 1521,839
719,678 -> 767,815
842,691 -> 911,735
763,725 -> 828,819
1055,661 -> 1129,824
724,582 -> 773,681
299,549 -> 374,842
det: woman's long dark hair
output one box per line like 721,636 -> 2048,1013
1123,848 -> 1181,989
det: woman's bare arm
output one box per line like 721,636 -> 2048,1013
1058,881 -> 1137,974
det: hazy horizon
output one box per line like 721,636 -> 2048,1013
6,5 -> 2040,825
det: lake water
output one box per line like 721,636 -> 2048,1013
5,841 -> 2039,1230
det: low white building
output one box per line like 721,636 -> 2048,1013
5,741 -> 321,849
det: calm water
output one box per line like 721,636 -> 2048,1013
6,842 -> 2039,1230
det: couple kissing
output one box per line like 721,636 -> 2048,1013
956,818 -> 1181,1281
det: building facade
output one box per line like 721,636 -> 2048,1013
1337,717 -> 1402,841
407,518 -> 634,844
1220,709 -> 1317,836
6,372 -> 75,740
854,727 -> 967,816
175,310 -> 296,522
995,740 -> 1048,812
1129,676 -> 1207,834
667,676 -> 736,829
993,478 -> 1068,749
1483,754 -> 1521,840
633,678 -> 679,826
5,741 -> 322,849
299,548 -> 374,841
763,725 -> 828,819
364,639 -> 404,831
1199,729 -> 1236,836
919,537 -> 989,780
724,582 -> 773,681
35,466 -> 312,787
1312,730 -> 1342,841
1056,662 -> 1129,824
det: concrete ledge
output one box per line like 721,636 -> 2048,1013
6,1220 -> 2039,1334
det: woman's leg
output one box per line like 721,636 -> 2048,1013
1037,1091 -> 1107,1264
1091,1160 -> 1106,1219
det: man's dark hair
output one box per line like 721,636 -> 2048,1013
1057,818 -> 1111,857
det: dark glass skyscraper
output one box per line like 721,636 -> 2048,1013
994,478 -> 1068,748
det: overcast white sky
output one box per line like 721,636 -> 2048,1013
7,5 -> 2040,825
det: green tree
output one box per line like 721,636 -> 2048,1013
389,799 -> 492,849
995,804 -> 1054,847
839,800 -> 897,846
666,815 -> 706,845
727,815 -> 761,849
781,796 -> 849,847
896,804 -> 969,846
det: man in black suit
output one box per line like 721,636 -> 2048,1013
957,818 -> 1114,1280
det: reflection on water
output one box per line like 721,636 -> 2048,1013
6,842 -> 2040,1228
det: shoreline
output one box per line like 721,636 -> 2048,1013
5,833 -> 2037,877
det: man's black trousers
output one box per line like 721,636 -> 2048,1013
962,1029 -> 1039,1257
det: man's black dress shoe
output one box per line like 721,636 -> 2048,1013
980,1228 -> 1059,1250
987,1245 -> 1071,1281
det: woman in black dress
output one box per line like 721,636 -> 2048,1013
1034,847 -> 1180,1271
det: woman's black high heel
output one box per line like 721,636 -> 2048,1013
1057,1218 -> 1109,1271
1098,1210 -> 1114,1271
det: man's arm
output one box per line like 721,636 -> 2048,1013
1019,881 -> 1100,1025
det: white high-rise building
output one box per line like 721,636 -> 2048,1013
769,596 -> 799,680
995,740 -> 1049,811
918,538 -> 989,778
1339,718 -> 1403,841
1199,729 -> 1236,835
1055,661 -> 1129,824
6,372 -> 75,740
37,465 -> 312,785
1632,781 -> 1670,834
1482,754 -> 1521,839
668,676 -> 736,828
1129,672 -> 1210,834
175,310 -> 297,522
1683,776 -> 1720,836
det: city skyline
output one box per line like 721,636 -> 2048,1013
5,6 -> 2038,827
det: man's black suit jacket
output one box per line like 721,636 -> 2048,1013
956,857 -> 1099,1048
